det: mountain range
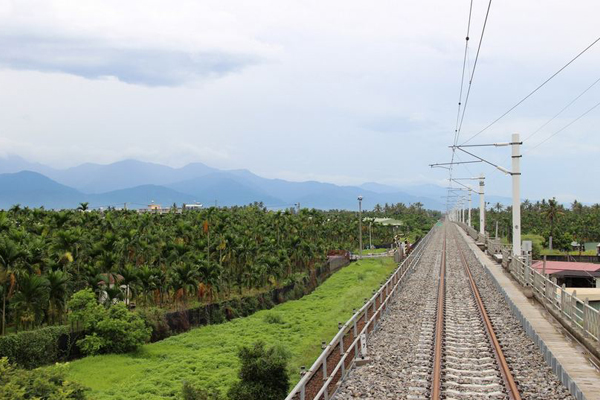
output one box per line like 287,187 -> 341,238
0,154 -> 513,211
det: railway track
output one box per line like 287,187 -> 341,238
410,224 -> 521,400
336,222 -> 574,400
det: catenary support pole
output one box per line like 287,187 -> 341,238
468,192 -> 472,227
358,196 -> 363,256
512,133 -> 522,257
479,175 -> 485,236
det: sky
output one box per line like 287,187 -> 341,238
0,0 -> 599,204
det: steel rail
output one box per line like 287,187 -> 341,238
285,226 -> 436,400
454,231 -> 522,400
431,226 -> 446,400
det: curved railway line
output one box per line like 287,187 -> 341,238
336,222 -> 574,400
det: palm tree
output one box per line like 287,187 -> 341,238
543,198 -> 563,249
197,260 -> 221,303
0,238 -> 25,335
46,270 -> 70,324
77,202 -> 90,212
169,264 -> 199,306
11,273 -> 49,330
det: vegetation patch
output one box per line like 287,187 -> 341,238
63,257 -> 397,399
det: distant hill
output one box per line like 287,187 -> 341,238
0,171 -> 86,209
47,159 -> 218,193
168,173 -> 285,207
0,154 -> 451,210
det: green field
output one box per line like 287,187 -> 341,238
63,257 -> 397,399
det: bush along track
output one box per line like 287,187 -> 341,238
62,257 -> 397,399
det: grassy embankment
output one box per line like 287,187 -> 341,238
64,257 -> 397,399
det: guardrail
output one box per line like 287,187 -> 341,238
285,226 -> 436,400
509,255 -> 600,342
455,223 -> 600,345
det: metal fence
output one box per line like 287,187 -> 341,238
456,222 -> 600,344
508,255 -> 600,342
285,227 -> 436,400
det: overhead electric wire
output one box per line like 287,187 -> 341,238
525,98 -> 600,154
449,0 -> 484,208
523,75 -> 600,142
461,35 -> 600,145
453,0 -> 475,146
455,0 -> 494,144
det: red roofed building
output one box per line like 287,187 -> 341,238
532,260 -> 600,288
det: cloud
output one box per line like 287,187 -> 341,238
0,0 -> 275,86
0,34 -> 261,86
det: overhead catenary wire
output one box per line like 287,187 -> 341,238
449,0 -> 489,210
461,35 -> 600,145
449,0 -> 492,209
523,75 -> 600,142
525,98 -> 600,154
455,0 -> 494,144
453,0 -> 475,146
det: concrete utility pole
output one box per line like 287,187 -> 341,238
358,196 -> 363,256
369,221 -> 372,250
479,175 -> 485,236
512,133 -> 522,257
468,192 -> 472,227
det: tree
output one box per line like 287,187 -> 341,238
228,341 -> 290,400
92,303 -> 150,354
68,289 -> 150,355
10,273 -> 50,330
68,289 -> 106,332
543,198 -> 564,248
0,238 -> 25,335
46,270 -> 70,324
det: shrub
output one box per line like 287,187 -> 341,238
227,341 -> 290,400
0,357 -> 87,399
240,297 -> 259,316
99,304 -> 150,353
139,307 -> 172,341
181,381 -> 223,400
262,312 -> 284,325
0,325 -> 71,368
68,289 -> 106,332
68,289 -> 151,355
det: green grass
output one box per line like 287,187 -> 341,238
63,257 -> 397,399
540,249 -> 597,256
362,247 -> 390,254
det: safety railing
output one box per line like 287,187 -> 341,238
285,226 -> 436,400
456,223 -> 600,344
509,256 -> 600,342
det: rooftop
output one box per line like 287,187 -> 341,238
532,260 -> 600,274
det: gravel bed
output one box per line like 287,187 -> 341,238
456,225 -> 574,400
335,227 -> 444,399
335,224 -> 575,400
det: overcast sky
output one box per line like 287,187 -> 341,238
0,0 -> 599,203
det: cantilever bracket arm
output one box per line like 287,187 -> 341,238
453,147 -> 516,176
